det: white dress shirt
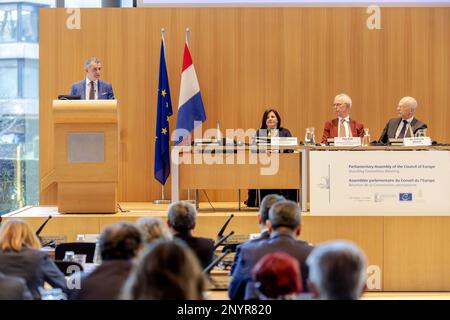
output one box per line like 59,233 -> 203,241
338,116 -> 352,137
85,78 -> 98,100
395,116 -> 414,138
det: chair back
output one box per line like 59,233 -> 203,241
55,242 -> 96,262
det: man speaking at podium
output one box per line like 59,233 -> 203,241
70,57 -> 115,100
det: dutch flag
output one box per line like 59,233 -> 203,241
175,39 -> 206,145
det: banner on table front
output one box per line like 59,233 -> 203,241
310,151 -> 450,214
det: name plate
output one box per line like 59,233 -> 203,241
271,137 -> 298,146
403,137 -> 432,146
334,137 -> 362,147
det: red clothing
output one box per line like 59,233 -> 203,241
321,118 -> 365,144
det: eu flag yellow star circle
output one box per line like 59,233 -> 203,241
161,127 -> 167,135
161,89 -> 167,97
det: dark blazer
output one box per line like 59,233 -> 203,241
175,232 -> 215,269
257,128 -> 292,138
229,230 -> 271,299
0,248 -> 67,299
228,232 -> 313,300
71,260 -> 132,300
0,272 -> 33,300
321,118 -> 365,144
378,117 -> 428,143
70,79 -> 115,100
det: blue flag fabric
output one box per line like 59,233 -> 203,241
154,39 -> 173,185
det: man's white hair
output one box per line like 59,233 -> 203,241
334,93 -> 352,109
399,96 -> 418,109
306,240 -> 367,300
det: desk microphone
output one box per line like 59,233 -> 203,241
214,231 -> 235,250
203,248 -> 232,274
217,214 -> 234,240
36,215 -> 52,237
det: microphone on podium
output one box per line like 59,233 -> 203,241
35,215 -> 52,246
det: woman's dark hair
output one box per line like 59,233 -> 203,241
260,109 -> 282,129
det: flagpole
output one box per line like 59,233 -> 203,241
154,27 -> 171,205
186,28 -> 189,46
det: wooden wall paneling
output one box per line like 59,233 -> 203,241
40,8 -> 450,204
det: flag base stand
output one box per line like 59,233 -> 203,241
153,199 -> 171,204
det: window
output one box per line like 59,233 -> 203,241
0,4 -> 18,43
0,60 -> 19,98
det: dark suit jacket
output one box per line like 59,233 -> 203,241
378,117 -> 428,143
321,118 -> 365,144
0,248 -> 67,299
71,260 -> 132,300
0,272 -> 33,300
175,232 -> 215,269
70,79 -> 115,100
257,128 -> 292,138
229,230 -> 271,299
228,232 -> 313,300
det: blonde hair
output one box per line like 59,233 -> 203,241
136,217 -> 172,243
0,219 -> 41,252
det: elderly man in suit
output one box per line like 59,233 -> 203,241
321,93 -> 365,144
167,201 -> 214,269
378,96 -> 427,143
306,240 -> 367,300
230,194 -> 285,279
70,57 -> 115,100
228,200 -> 313,300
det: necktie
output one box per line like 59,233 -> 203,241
339,119 -> 346,137
89,81 -> 95,100
398,120 -> 409,138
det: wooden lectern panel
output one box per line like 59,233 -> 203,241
58,182 -> 117,213
52,100 -> 119,214
179,152 -> 300,190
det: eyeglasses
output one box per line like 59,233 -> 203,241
333,103 -> 345,107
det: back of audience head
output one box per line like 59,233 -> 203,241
252,252 -> 302,300
167,201 -> 197,233
0,219 -> 41,252
136,217 -> 172,244
306,240 -> 367,300
99,222 -> 142,261
121,239 -> 206,300
259,194 -> 285,229
268,200 -> 301,236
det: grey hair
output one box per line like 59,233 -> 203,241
268,200 -> 301,230
136,217 -> 172,243
84,56 -> 101,69
167,201 -> 197,232
306,240 -> 367,300
334,93 -> 352,109
399,96 -> 418,109
259,194 -> 285,227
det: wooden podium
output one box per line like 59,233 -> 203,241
51,100 -> 119,213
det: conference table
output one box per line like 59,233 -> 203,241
171,144 -> 450,213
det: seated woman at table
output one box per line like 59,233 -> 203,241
245,108 -> 298,207
0,219 -> 67,299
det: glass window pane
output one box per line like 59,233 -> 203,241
65,0 -> 102,7
20,5 -> 39,42
23,59 -> 39,98
0,4 -> 18,42
0,60 -> 18,98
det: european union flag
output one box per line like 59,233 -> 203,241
154,38 -> 173,185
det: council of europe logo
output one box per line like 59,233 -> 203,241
399,193 -> 413,201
